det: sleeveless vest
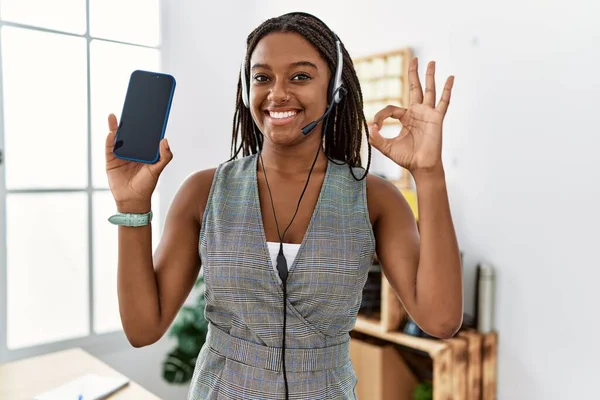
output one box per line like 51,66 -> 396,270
188,154 -> 376,400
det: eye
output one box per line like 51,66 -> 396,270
253,74 -> 269,82
292,73 -> 311,81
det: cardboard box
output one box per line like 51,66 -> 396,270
350,337 -> 418,400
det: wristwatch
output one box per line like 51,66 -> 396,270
108,210 -> 153,227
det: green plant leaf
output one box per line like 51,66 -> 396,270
162,346 -> 197,384
413,381 -> 433,400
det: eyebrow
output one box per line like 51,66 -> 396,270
251,61 -> 319,71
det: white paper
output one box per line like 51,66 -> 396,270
34,373 -> 129,400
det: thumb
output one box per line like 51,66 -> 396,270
368,124 -> 392,157
149,138 -> 173,176
105,114 -> 119,162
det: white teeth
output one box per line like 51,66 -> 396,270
269,110 -> 297,119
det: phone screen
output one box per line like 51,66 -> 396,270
113,70 -> 176,164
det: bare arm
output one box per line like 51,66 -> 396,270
369,171 -> 463,339
116,169 -> 215,347
367,58 -> 462,338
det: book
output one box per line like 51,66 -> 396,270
33,373 -> 129,400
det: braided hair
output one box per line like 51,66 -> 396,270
229,12 -> 371,180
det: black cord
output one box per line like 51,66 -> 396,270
318,85 -> 371,181
254,124 -> 321,400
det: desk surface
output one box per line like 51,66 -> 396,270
0,347 -> 161,400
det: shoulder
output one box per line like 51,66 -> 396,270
179,155 -> 255,195
171,168 -> 217,224
175,155 -> 257,222
181,168 -> 217,196
366,172 -> 396,192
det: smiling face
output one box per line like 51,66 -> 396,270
249,31 -> 331,146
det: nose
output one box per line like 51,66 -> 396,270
267,79 -> 290,104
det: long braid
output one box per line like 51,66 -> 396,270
230,13 -> 371,180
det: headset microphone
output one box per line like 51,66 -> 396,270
301,86 -> 347,135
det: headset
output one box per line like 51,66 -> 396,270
239,12 -> 346,400
240,12 -> 347,135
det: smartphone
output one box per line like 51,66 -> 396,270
113,70 -> 176,164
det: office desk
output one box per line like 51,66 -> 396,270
0,347 -> 161,400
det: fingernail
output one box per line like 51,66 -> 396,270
165,139 -> 170,149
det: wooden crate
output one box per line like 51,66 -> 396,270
353,320 -> 467,400
482,332 -> 498,400
457,330 -> 498,400
458,330 -> 483,400
353,320 -> 498,400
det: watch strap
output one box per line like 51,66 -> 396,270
108,210 -> 153,227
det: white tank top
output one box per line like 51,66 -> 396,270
266,242 -> 301,274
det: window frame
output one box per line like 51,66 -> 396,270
0,1 -> 162,364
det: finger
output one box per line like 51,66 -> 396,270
105,114 -> 118,161
423,61 -> 436,107
436,76 -> 454,116
408,57 -> 423,105
108,113 -> 118,133
148,138 -> 173,176
372,105 -> 408,128
367,123 -> 393,158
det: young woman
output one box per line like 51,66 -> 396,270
105,11 -> 463,400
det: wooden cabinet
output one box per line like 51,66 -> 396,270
352,297 -> 498,400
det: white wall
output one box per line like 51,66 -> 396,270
157,0 -> 259,209
252,1 -> 599,399
97,0 -> 600,399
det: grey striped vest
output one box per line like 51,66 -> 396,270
188,154 -> 376,400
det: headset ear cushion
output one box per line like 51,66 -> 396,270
240,57 -> 249,108
327,77 -> 334,104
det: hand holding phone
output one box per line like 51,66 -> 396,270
105,70 -> 176,212
105,113 -> 172,213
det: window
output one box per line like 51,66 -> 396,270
0,0 -> 162,360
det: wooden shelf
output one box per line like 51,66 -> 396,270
353,265 -> 496,399
352,316 -> 498,400
354,315 -> 446,355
